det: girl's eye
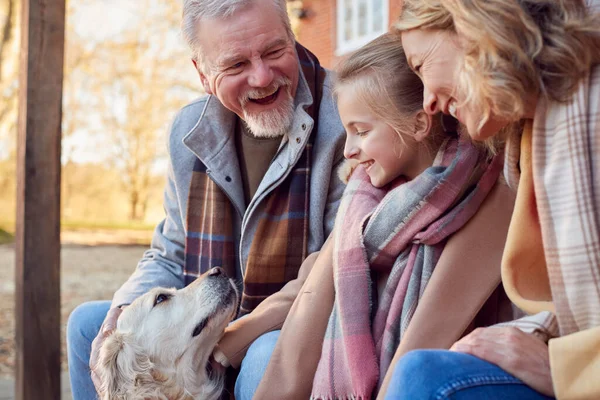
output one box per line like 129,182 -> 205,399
153,293 -> 171,307
356,131 -> 369,137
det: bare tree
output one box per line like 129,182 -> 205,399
71,0 -> 200,221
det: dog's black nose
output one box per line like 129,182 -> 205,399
208,267 -> 223,277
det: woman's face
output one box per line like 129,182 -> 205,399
401,29 -> 508,140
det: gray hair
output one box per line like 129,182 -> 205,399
182,0 -> 294,68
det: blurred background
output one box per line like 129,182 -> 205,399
0,0 -> 199,396
0,0 -> 399,397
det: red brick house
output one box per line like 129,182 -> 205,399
289,0 -> 403,69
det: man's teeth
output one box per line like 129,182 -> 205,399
250,88 -> 278,100
448,102 -> 457,118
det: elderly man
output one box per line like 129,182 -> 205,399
66,0 -> 345,398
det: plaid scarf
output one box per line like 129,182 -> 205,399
184,43 -> 324,315
311,136 -> 502,400
501,65 -> 600,338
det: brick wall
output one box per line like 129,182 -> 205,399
295,0 -> 403,69
295,0 -> 336,68
389,0 -> 403,25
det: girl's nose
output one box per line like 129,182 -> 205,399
343,140 -> 360,159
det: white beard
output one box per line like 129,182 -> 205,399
240,78 -> 295,139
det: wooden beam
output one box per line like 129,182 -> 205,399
15,0 -> 65,399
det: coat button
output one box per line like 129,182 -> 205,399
225,176 -> 232,182
301,123 -> 307,130
296,137 -> 301,144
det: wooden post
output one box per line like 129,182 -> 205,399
15,0 -> 65,399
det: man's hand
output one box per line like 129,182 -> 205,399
451,327 -> 554,397
90,306 -> 124,394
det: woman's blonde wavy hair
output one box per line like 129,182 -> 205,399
395,0 -> 600,131
334,31 -> 445,152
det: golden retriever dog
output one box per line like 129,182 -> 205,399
96,267 -> 238,400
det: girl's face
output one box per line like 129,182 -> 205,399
401,28 -> 508,141
338,84 -> 425,187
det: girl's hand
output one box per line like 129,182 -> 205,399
450,327 -> 555,397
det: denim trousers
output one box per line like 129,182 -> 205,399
66,300 -> 280,400
384,349 -> 555,400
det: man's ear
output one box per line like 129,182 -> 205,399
192,59 -> 213,95
414,111 -> 432,142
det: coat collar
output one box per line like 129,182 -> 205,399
181,59 -> 316,212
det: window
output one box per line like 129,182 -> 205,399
336,0 -> 388,55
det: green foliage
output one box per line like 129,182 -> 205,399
0,227 -> 13,244
61,220 -> 155,231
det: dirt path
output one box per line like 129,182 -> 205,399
0,242 -> 149,378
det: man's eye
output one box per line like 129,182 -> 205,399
153,293 -> 171,307
414,64 -> 422,73
267,48 -> 283,58
229,62 -> 244,70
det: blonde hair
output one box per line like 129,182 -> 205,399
334,32 -> 444,149
396,0 -> 600,130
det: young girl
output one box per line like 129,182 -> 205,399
252,32 -> 517,400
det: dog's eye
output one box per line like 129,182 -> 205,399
153,293 -> 171,307
192,319 -> 207,337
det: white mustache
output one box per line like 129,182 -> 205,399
240,76 -> 292,107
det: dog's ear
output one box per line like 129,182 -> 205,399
96,331 -> 155,399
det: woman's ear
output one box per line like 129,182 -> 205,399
414,111 -> 432,142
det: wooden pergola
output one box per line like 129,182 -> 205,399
15,0 -> 65,398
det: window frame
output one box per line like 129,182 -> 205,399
336,0 -> 389,55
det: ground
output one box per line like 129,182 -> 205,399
0,230 -> 152,379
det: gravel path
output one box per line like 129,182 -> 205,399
0,242 -> 148,378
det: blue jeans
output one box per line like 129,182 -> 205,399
66,300 -> 109,400
385,350 -> 555,400
234,330 -> 281,400
66,300 -> 280,400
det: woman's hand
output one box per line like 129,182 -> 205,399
450,327 -> 555,397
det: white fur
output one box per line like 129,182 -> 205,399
96,270 -> 239,400
337,158 -> 360,184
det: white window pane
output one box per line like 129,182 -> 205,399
344,0 -> 353,41
372,0 -> 384,33
358,0 -> 368,37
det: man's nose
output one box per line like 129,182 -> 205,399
423,87 -> 439,116
248,60 -> 273,88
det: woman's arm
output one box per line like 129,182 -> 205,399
215,250 -> 320,368
377,179 -> 516,398
253,237 -> 336,400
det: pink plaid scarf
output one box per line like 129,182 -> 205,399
311,136 -> 502,399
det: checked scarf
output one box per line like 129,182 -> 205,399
183,43 -> 324,315
500,65 -> 600,339
311,135 -> 502,400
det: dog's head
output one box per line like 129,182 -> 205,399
97,267 -> 238,400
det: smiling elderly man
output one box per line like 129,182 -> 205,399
65,0 -> 345,399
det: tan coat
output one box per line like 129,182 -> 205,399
502,65 -> 600,400
248,179 -> 518,399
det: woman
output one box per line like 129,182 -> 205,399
252,32 -> 517,400
387,1 -> 600,399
